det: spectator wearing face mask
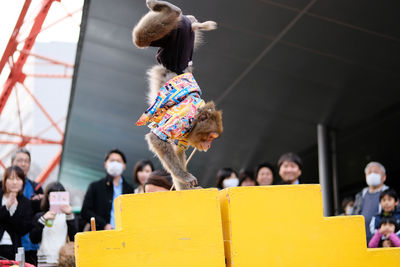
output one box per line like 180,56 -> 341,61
81,149 -> 133,231
352,161 -> 390,242
216,168 -> 239,190
339,197 -> 354,216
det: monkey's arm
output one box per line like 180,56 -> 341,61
174,145 -> 187,171
146,133 -> 197,189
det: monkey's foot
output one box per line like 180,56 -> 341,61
192,21 -> 217,31
146,0 -> 181,13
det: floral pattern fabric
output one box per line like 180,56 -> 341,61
137,73 -> 204,150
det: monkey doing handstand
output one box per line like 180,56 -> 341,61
133,0 -> 223,190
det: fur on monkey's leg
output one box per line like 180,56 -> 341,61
146,133 -> 198,190
132,0 -> 181,48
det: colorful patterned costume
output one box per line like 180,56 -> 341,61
136,73 -> 205,151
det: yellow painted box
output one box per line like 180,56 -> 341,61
219,185 -> 400,267
75,189 -> 226,267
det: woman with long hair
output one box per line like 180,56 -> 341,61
133,160 -> 154,193
0,166 -> 33,260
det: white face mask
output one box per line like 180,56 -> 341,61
366,173 -> 381,187
106,161 -> 124,177
345,206 -> 354,215
223,178 -> 239,188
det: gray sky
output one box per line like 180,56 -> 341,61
0,0 -> 83,60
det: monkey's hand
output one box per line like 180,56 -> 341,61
181,172 -> 198,188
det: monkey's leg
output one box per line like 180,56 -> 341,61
185,15 -> 217,31
146,133 -> 197,190
185,15 -> 198,23
133,0 -> 181,48
185,15 -> 217,49
146,0 -> 181,13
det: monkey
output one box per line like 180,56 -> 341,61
133,0 -> 223,190
144,101 -> 222,190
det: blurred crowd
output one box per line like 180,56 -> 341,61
0,148 -> 399,266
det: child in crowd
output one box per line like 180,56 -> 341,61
369,189 -> 400,238
30,182 -> 77,267
368,217 -> 400,248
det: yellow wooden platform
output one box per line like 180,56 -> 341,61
75,189 -> 225,266
75,185 -> 400,266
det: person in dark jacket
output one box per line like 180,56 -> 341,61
369,189 -> 400,239
0,166 -> 33,260
81,149 -> 134,230
11,148 -> 44,212
30,182 -> 77,266
11,148 -> 43,265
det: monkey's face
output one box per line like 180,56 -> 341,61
187,101 -> 223,151
194,132 -> 219,152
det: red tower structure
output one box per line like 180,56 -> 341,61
0,0 -> 82,185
